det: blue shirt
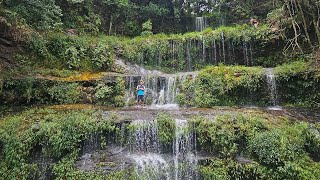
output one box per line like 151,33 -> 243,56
137,85 -> 145,96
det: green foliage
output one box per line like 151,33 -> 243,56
28,34 -> 116,71
29,33 -> 50,59
275,61 -> 320,107
4,0 -> 62,30
193,113 -> 269,158
89,43 -> 114,70
93,78 -> 125,107
177,75 -> 195,107
179,65 -> 266,107
0,78 -> 35,104
199,158 -> 230,179
141,19 -> 153,36
0,109 -> 118,179
305,124 -> 320,160
156,113 -> 175,149
95,83 -> 112,105
48,82 -> 80,104
65,46 -> 86,69
275,61 -> 309,79
248,123 -> 307,167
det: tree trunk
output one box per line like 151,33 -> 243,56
313,19 -> 320,46
297,2 -> 313,48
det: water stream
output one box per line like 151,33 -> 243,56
195,17 -> 208,32
266,68 -> 279,107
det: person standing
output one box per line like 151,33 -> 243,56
136,80 -> 145,108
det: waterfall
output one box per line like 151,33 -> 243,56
126,118 -> 198,180
125,72 -> 197,108
187,40 -> 192,71
266,68 -> 279,106
130,119 -> 160,153
243,42 -> 250,66
221,32 -> 226,63
128,119 -> 170,179
195,17 -> 208,32
131,153 -> 170,180
173,119 -> 198,180
213,39 -> 217,64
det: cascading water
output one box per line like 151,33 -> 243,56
124,117 -> 199,180
173,119 -> 198,180
195,17 -> 208,32
129,120 -> 160,153
124,72 -> 197,108
128,119 -> 169,179
130,153 -> 170,180
266,68 -> 279,106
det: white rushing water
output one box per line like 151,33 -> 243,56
266,68 -> 279,107
129,153 -> 170,180
195,17 -> 208,32
125,72 -> 197,108
130,119 -> 160,153
173,119 -> 198,180
126,118 -> 198,180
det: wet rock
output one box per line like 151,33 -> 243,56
64,29 -> 79,36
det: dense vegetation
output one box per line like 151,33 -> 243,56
0,0 -> 319,179
1,0 -> 319,73
178,61 -> 320,107
0,77 -> 126,107
0,109 -> 319,179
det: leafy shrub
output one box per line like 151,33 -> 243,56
275,61 -> 320,107
193,114 -> 269,158
0,109 -> 119,179
48,82 -> 80,104
156,113 -> 175,150
248,124 -> 307,167
65,46 -> 86,69
6,0 -> 62,30
111,78 -> 126,107
89,43 -> 114,70
94,83 -> 112,105
304,124 -> 320,159
179,65 -> 266,107
199,158 -> 230,179
141,19 -> 153,36
29,33 -> 50,59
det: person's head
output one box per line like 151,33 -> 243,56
140,80 -> 144,85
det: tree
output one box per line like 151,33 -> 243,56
3,0 -> 62,30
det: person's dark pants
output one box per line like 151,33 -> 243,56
137,95 -> 144,102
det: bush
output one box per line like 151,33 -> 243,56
6,0 -> 62,30
199,158 -> 230,179
48,82 -> 80,104
156,113 -> 175,150
248,124 -> 307,167
193,114 -> 269,158
89,43 -> 114,70
304,124 -> 320,159
94,83 -> 112,105
179,65 -> 266,107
